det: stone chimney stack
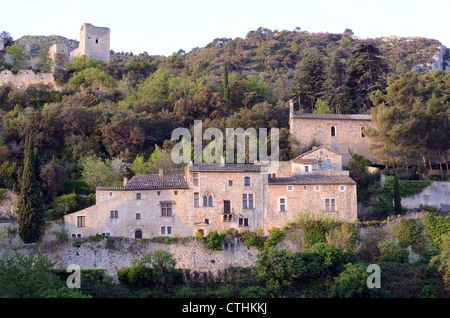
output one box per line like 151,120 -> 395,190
289,99 -> 294,119
220,156 -> 225,166
123,177 -> 128,186
159,169 -> 163,176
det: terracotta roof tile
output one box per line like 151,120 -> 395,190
97,174 -> 188,191
188,163 -> 263,172
268,174 -> 356,185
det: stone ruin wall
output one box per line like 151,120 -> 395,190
0,69 -> 57,89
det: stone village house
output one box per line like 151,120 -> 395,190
64,147 -> 357,238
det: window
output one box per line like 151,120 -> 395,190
136,193 -> 141,200
325,199 -> 336,212
331,126 -> 336,137
161,226 -> 172,235
304,166 -> 309,172
194,192 -> 199,207
193,173 -> 199,186
280,198 -> 286,212
268,173 -> 276,178
77,216 -> 85,227
287,185 -> 293,191
110,210 -> 118,218
239,218 -> 249,227
161,202 -> 172,216
157,191 -> 160,196
315,186 -> 320,191
326,159 -> 331,165
228,180 -> 233,186
95,38 -> 99,44
244,176 -> 251,186
205,219 -> 209,224
174,191 -> 178,196
303,186 -> 307,191
203,193 -> 213,207
340,185 -> 345,191
243,194 -> 254,209
136,213 -> 141,220
361,127 -> 366,138
135,230 -> 142,239
109,192 -> 113,197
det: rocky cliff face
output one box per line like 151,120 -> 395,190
414,44 -> 450,72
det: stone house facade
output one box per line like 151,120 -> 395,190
289,101 -> 376,164
64,149 -> 357,239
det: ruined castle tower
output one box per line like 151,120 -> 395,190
70,23 -> 110,63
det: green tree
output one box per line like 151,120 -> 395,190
322,53 -> 350,113
347,43 -> 387,113
429,233 -> 450,292
5,42 -> 30,70
330,263 -> 376,298
393,175 -> 402,214
37,45 -> 52,72
0,253 -> 88,298
17,132 -> 45,243
223,62 -> 230,101
290,47 -> 325,112
313,98 -> 333,114
81,155 -> 122,189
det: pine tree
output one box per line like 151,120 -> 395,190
322,53 -> 350,114
17,132 -> 45,243
289,47 -> 325,112
347,43 -> 387,113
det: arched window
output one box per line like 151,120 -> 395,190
135,230 -> 142,239
331,126 -> 336,137
361,127 -> 366,138
203,192 -> 213,206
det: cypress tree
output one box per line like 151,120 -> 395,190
223,62 -> 230,101
17,132 -> 45,243
393,175 -> 402,215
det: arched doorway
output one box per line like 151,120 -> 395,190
135,230 -> 142,239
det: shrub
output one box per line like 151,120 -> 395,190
199,231 -> 224,251
423,214 -> 450,247
384,176 -> 432,198
391,218 -> 426,252
309,243 -> 358,276
304,222 -> 328,247
63,179 -> 93,195
241,230 -> 265,249
330,263 -> 373,298
0,188 -> 6,201
377,239 -> 409,263
263,227 -> 286,249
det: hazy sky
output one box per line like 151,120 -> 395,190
3,0 -> 450,56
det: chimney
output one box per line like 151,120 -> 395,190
123,177 -> 128,187
312,146 -> 317,149
220,156 -> 225,166
159,169 -> 163,176
289,99 -> 294,119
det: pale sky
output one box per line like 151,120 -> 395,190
3,0 -> 450,56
